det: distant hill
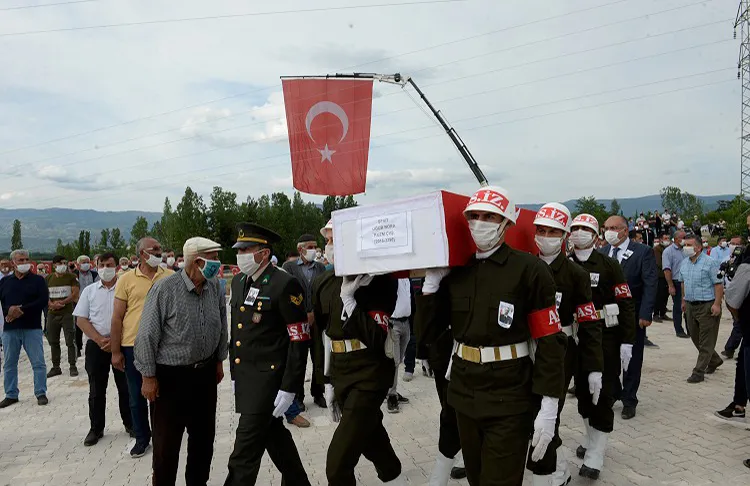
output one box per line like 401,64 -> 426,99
519,194 -> 735,217
0,208 -> 161,252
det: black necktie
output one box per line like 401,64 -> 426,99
612,247 -> 620,260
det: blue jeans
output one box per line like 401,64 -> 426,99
404,332 -> 417,374
725,320 -> 744,352
2,329 -> 47,399
622,322 -> 646,408
672,284 -> 685,334
122,346 -> 151,445
285,398 -> 302,422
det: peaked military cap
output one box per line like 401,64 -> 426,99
232,222 -> 281,249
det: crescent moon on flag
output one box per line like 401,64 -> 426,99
305,101 -> 349,143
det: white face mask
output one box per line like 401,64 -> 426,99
98,267 -> 117,282
237,251 -> 262,275
534,235 -> 563,256
324,244 -> 334,265
702,242 -> 708,248
661,240 -> 671,247
604,230 -> 622,246
166,257 -> 175,267
16,263 -> 31,274
729,244 -> 737,253
145,252 -> 162,268
574,247 -> 595,262
569,229 -> 595,249
177,261 -> 186,269
720,241 -> 728,248
682,246 -> 696,258
55,264 -> 67,274
469,219 -> 507,252
304,249 -> 317,262
80,263 -> 90,272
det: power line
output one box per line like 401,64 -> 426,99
4,17 -> 729,174
0,0 -> 637,156
6,37 -> 729,194
0,0 -> 98,11
10,73 -> 732,209
0,0 -> 465,37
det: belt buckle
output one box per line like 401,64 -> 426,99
350,340 -> 361,351
332,341 -> 346,353
462,345 -> 481,364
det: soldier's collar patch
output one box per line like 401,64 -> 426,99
290,294 -> 303,306
261,275 -> 270,285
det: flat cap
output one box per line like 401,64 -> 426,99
183,237 -> 222,257
232,222 -> 281,249
298,234 -> 317,244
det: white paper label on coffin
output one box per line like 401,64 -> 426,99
357,212 -> 412,257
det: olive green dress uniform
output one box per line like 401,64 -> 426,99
526,252 -> 603,475
416,244 -> 568,486
312,270 -> 401,486
570,250 -> 636,433
225,259 -> 312,485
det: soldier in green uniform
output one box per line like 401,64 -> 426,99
417,186 -> 568,486
568,214 -> 636,480
224,223 -> 312,486
312,219 -> 404,486
528,204 -> 604,486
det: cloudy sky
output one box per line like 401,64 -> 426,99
0,0 -> 741,212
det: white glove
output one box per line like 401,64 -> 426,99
324,384 -> 341,423
340,275 -> 374,316
272,390 -> 295,418
620,344 -> 633,372
423,268 -> 450,294
587,371 -> 602,406
531,396 -> 558,462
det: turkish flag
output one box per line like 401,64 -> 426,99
282,78 -> 374,195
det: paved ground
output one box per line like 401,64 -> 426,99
1,309 -> 749,486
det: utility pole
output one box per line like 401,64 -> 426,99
735,1 -> 750,202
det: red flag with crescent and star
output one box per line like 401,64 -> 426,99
281,78 -> 374,195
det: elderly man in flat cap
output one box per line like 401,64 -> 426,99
135,237 -> 228,486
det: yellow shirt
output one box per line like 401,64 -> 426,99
114,265 -> 173,346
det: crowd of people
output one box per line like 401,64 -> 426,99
1,187 -> 749,486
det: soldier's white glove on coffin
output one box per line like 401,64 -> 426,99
531,396 -> 558,462
423,268 -> 450,294
271,390 -> 295,418
620,344 -> 633,372
587,371 -> 603,406
324,384 -> 341,423
340,275 -> 374,316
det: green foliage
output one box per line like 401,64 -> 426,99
77,230 -> 91,255
573,196 -> 609,225
609,199 -> 622,216
659,186 -> 704,219
130,216 -> 150,246
322,195 -> 358,221
11,219 -> 23,250
110,228 -> 126,254
55,238 -> 78,260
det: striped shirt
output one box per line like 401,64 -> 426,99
678,252 -> 722,302
134,270 -> 228,377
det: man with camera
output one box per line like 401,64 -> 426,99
721,236 -> 747,360
723,244 -> 750,469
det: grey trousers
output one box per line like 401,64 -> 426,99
685,302 -> 722,376
47,312 -> 76,368
387,318 -> 411,397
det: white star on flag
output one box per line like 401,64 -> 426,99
318,144 -> 336,163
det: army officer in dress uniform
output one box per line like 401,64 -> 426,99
224,223 -> 312,486
529,203 -> 603,486
312,219 -> 405,486
418,186 -> 568,486
568,214 -> 636,481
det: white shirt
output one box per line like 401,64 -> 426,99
73,280 -> 117,337
608,237 -> 630,264
392,278 -> 411,319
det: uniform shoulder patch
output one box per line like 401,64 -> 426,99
290,293 -> 303,306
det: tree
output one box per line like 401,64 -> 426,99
208,187 -> 242,261
609,199 -> 622,216
659,186 -> 704,219
99,229 -> 110,251
174,186 -> 209,245
11,219 -> 22,250
322,195 -> 358,221
573,196 -> 608,225
77,230 -> 91,255
110,228 -> 126,254
130,217 -> 150,247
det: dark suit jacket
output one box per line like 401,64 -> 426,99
599,240 -> 658,322
281,259 -> 326,313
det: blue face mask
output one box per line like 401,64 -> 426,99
198,258 -> 222,280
